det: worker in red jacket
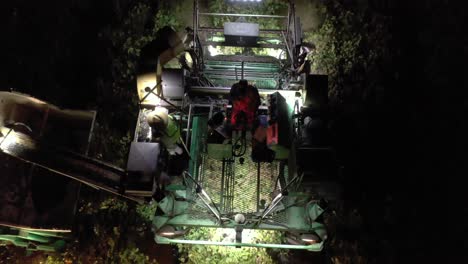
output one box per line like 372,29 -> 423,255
229,79 -> 260,131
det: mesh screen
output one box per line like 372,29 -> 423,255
199,147 -> 280,215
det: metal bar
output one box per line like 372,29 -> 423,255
199,12 -> 287,18
179,136 -> 192,159
0,224 -> 71,234
207,36 -> 285,46
282,174 -> 300,191
193,0 -> 198,52
201,41 -> 284,49
275,161 -> 286,191
205,76 -> 278,82
187,103 -> 218,108
226,160 -> 231,212
198,151 -> 204,183
205,55 -> 280,63
1,151 -> 142,203
281,31 -> 294,67
230,159 -> 235,212
204,72 -> 279,78
241,61 -> 244,79
197,191 -> 221,221
199,27 -> 285,35
190,86 -> 300,95
209,102 -> 214,118
206,61 -> 280,66
292,2 -> 296,49
183,171 -> 221,221
204,64 -> 280,70
286,1 -> 291,42
256,162 -> 260,212
290,1 -> 298,67
185,104 -> 192,146
260,171 -> 300,221
85,110 -> 97,156
220,158 -> 225,211
134,109 -> 142,142
185,115 -> 198,192
205,73 -> 278,78
163,239 -> 324,251
124,190 -> 153,197
260,193 -> 284,220
204,70 -> 279,75
295,172 -> 304,191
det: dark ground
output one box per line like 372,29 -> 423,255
1,0 -> 466,263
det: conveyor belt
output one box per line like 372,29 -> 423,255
0,129 -> 142,203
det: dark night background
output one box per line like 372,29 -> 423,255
1,0 -> 465,263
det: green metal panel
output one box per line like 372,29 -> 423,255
207,144 -> 232,160
0,226 -> 68,252
188,115 -> 208,183
270,145 -> 289,160
159,195 -> 189,216
307,203 -> 325,222
285,206 -> 307,229
155,236 -> 324,252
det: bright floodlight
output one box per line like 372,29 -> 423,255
0,128 -> 17,151
157,225 -> 186,237
301,234 -> 320,244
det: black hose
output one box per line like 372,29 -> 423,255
232,133 -> 247,157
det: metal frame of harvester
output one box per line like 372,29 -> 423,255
145,0 -> 336,251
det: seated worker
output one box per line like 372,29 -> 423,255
229,79 -> 260,131
146,107 -> 188,194
146,107 -> 183,155
207,80 -> 273,161
229,80 -> 274,162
